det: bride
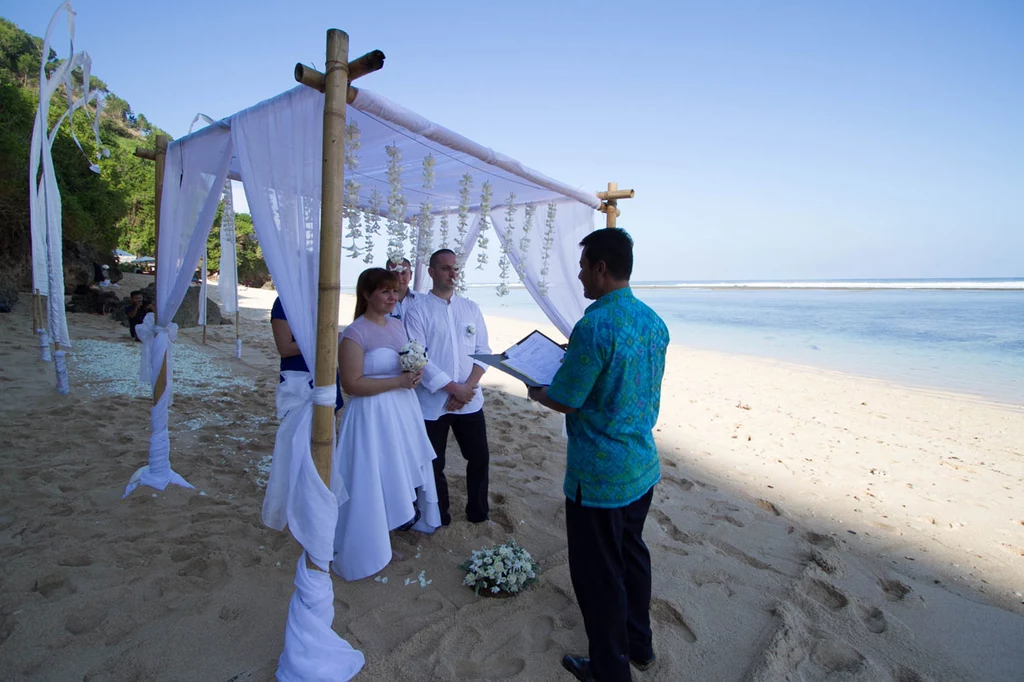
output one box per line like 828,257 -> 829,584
332,267 -> 441,581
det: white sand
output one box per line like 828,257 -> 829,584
0,278 -> 1021,681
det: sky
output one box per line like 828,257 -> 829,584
3,0 -> 1022,284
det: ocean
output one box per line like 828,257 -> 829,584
462,279 -> 1024,405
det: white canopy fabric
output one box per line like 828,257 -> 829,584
29,2 -> 107,384
134,79 -> 601,681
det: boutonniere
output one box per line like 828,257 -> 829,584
466,324 -> 476,336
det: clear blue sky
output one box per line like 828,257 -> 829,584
4,0 -> 1022,281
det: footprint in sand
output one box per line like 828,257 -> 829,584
810,639 -> 865,674
523,615 -> 555,653
712,514 -> 745,528
803,531 -> 837,550
34,573 -> 75,600
650,508 -> 699,545
64,605 -> 108,635
662,474 -> 694,492
755,499 -> 782,516
650,598 -> 697,643
709,538 -> 773,571
806,579 -> 849,611
858,605 -> 887,634
805,550 -> 838,575
894,665 -> 929,681
454,657 -> 526,679
879,578 -> 911,602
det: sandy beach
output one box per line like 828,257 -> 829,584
1,277 -> 1022,681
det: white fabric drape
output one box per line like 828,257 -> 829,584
232,85 -> 363,681
29,2 -> 106,384
198,250 -> 208,326
128,123 -> 233,496
219,179 -> 239,314
489,200 -> 594,338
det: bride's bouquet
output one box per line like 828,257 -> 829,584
399,339 -> 428,372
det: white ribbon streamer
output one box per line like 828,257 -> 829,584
277,553 -> 365,682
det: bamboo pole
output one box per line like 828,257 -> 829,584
293,49 -> 384,93
200,254 -> 207,345
32,289 -> 39,332
152,135 -> 169,403
309,29 -> 349,487
597,181 -> 634,228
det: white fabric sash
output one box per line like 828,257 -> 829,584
136,313 -> 178,403
262,371 -> 347,570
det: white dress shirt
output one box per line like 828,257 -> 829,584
388,290 -> 418,334
405,291 -> 491,421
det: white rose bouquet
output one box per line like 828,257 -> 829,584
460,538 -> 539,597
399,339 -> 428,372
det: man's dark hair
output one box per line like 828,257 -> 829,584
429,248 -> 456,268
579,228 -> 634,280
386,258 -> 412,269
130,290 -> 143,297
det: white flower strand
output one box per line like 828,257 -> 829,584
343,122 -> 363,259
385,144 -> 408,264
438,213 -> 451,249
497,193 -> 516,297
418,154 -> 436,262
475,180 -> 493,270
363,187 -> 383,263
455,173 -> 473,293
538,202 -> 558,296
519,203 -> 536,259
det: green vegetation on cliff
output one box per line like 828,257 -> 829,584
0,16 -> 269,288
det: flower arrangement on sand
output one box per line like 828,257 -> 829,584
460,538 -> 539,597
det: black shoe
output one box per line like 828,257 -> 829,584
440,513 -> 452,527
396,507 -> 421,532
631,652 -> 656,671
561,654 -> 595,682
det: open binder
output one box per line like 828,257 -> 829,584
471,330 -> 566,387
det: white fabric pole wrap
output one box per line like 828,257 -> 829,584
235,337 -> 242,359
198,252 -> 208,327
53,350 -> 69,395
37,328 -> 51,362
126,313 -> 193,498
277,553 -> 365,682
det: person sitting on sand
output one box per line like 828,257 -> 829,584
124,291 -> 155,342
332,267 -> 440,581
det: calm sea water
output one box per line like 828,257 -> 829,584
463,279 -> 1024,405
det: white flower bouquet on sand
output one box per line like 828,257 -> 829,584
460,538 -> 539,597
399,339 -> 428,372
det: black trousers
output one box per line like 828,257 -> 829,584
566,485 -> 655,682
424,409 -> 490,524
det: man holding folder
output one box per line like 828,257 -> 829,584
528,228 -> 669,682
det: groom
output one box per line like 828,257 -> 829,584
405,249 -> 492,526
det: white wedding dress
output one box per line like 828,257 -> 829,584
332,316 -> 441,581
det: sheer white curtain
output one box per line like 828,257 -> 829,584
232,85 -> 363,681
125,123 -> 233,498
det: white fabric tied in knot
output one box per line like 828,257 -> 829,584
311,385 -> 336,407
235,338 -> 242,359
136,313 -> 178,401
264,372 -> 347,569
37,329 -> 51,362
277,553 -> 365,681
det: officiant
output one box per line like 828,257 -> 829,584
527,228 -> 669,682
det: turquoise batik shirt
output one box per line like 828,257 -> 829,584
547,287 -> 670,508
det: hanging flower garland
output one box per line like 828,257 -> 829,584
438,213 -> 451,250
455,173 -> 474,292
418,154 -> 436,263
475,180 -> 493,270
385,143 -> 408,264
519,203 -> 536,259
538,202 -> 558,296
343,121 -> 363,259
496,192 -> 516,297
363,187 -> 383,264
